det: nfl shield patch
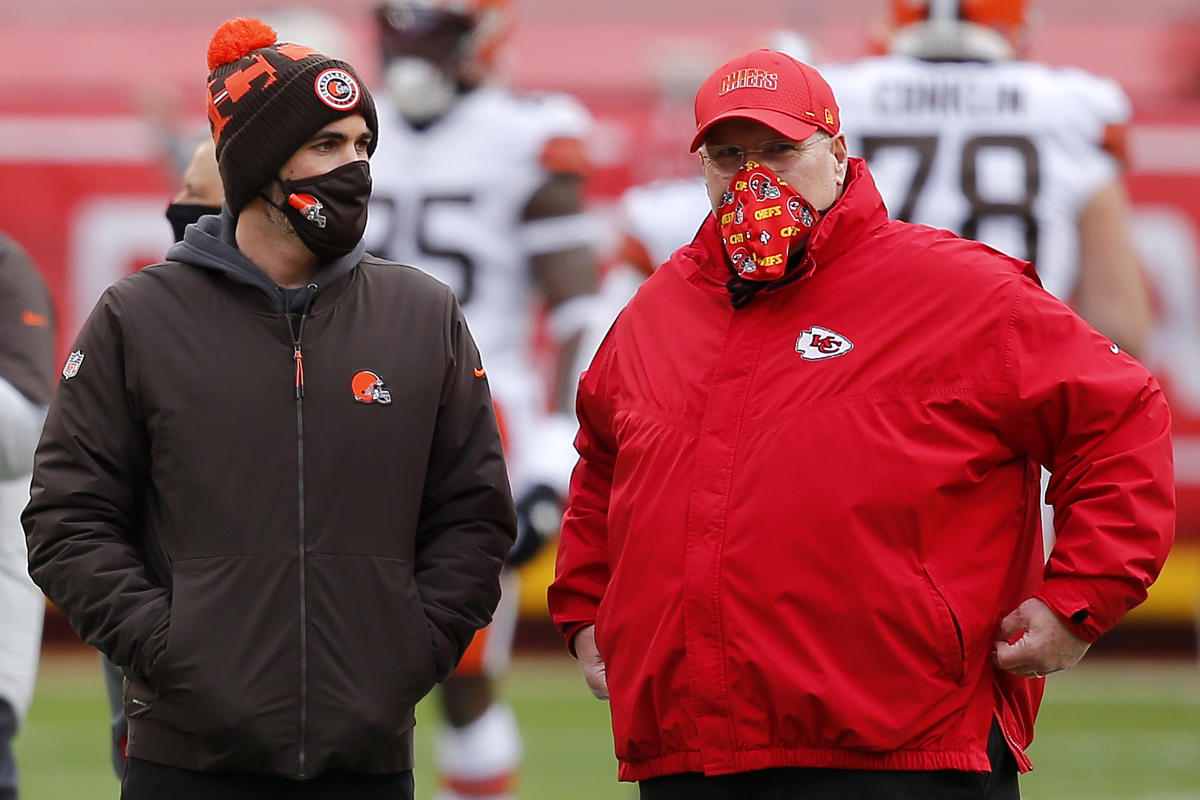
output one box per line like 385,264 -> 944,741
62,350 -> 84,380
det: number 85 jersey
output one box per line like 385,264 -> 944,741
364,87 -> 593,376
822,56 -> 1130,301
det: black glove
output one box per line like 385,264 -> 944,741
510,483 -> 562,567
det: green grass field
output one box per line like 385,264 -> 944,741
13,648 -> 1200,800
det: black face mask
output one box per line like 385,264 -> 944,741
166,203 -> 221,243
272,160 -> 372,261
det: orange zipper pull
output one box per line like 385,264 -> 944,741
294,344 -> 305,399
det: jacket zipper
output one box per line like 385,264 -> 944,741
996,713 -> 1033,772
287,284 -> 317,779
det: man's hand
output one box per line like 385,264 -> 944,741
993,597 -> 1091,679
572,625 -> 608,700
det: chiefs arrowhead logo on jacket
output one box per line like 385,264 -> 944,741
796,326 -> 853,361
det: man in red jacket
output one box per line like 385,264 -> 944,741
548,48 -> 1174,800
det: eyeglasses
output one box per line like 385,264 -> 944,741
699,139 -> 810,178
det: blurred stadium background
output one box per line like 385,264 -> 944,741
3,0 -> 1199,797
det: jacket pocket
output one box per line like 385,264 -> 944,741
125,588 -> 197,733
920,566 -> 967,684
304,553 -> 438,754
146,555 -> 298,746
124,673 -> 156,720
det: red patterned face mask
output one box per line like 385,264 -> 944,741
718,161 -> 820,281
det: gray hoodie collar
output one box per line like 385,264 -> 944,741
165,207 -> 364,314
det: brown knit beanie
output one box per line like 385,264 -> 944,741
205,17 -> 379,214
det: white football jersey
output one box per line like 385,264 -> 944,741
822,56 -> 1130,301
365,87 -> 593,493
616,176 -> 713,271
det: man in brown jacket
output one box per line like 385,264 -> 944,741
23,18 -> 515,800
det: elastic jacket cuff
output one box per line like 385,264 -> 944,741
560,621 -> 594,658
1035,575 -> 1144,642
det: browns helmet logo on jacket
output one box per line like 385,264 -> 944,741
351,370 -> 392,404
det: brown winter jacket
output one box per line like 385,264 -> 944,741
23,215 -> 516,778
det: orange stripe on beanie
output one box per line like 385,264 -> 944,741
205,17 -> 378,214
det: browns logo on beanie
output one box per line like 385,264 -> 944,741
205,17 -> 379,214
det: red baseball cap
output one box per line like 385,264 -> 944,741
691,49 -> 840,152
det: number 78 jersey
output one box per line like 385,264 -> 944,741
822,56 -> 1130,301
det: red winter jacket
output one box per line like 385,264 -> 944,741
549,159 -> 1174,782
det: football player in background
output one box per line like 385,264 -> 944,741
819,0 -> 1153,556
610,45 -> 715,280
365,3 -> 602,799
0,231 -> 55,800
820,0 -> 1151,357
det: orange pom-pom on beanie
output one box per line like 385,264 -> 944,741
206,17 -> 277,71
204,17 -> 378,213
